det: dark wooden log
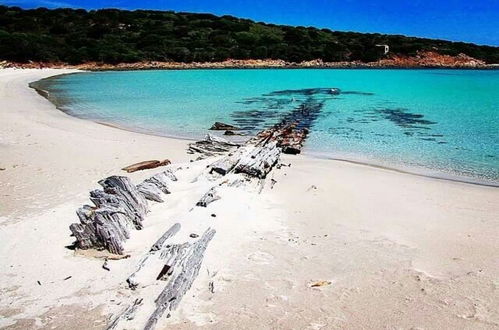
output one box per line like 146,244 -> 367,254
144,229 -> 216,330
196,187 -> 220,207
122,159 -> 171,173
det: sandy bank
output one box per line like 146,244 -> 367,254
0,68 -> 190,219
0,69 -> 498,329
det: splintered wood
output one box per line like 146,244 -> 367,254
69,99 -> 323,329
144,228 -> 216,330
108,225 -> 216,330
70,170 -> 177,255
251,99 -> 323,154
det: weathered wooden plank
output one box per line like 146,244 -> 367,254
196,187 -> 221,207
136,169 -> 176,202
188,134 -> 240,156
107,298 -> 144,330
156,243 -> 190,280
70,176 -> 150,254
234,142 -> 280,179
98,176 -> 149,228
137,182 -> 164,202
150,223 -> 181,252
93,206 -> 134,255
127,223 -> 181,290
144,228 -> 216,330
209,148 -> 245,176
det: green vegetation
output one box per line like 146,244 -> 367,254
0,5 -> 498,64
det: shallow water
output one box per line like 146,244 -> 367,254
34,69 -> 499,185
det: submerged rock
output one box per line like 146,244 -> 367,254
223,130 -> 245,136
209,122 -> 240,131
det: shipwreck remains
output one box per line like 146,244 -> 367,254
69,170 -> 176,254
250,98 -> 323,154
68,93 -> 325,329
187,134 -> 240,156
109,223 -> 216,330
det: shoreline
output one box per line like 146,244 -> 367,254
12,63 -> 499,72
1,68 -> 498,329
30,70 -> 499,188
3,51 -> 498,71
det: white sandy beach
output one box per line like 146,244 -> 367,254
0,69 -> 498,329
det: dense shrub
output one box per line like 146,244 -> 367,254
0,5 -> 497,64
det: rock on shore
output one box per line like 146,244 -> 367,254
1,51 -> 493,70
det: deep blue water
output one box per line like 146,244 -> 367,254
36,69 -> 499,185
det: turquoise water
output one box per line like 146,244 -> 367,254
37,69 -> 499,185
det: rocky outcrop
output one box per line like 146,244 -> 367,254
209,122 -> 240,131
375,51 -> 487,68
1,52 -> 493,70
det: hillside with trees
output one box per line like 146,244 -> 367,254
0,5 -> 498,65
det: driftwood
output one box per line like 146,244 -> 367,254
136,170 -> 175,202
150,223 -> 181,252
99,176 -> 149,224
122,160 -> 171,173
158,168 -> 178,182
249,99 -> 323,154
209,148 -> 245,176
234,142 -> 280,179
156,243 -> 190,280
127,223 -> 181,290
137,182 -> 165,202
188,134 -> 240,156
112,229 -> 215,329
196,187 -> 221,207
209,122 -> 240,131
209,142 -> 280,179
70,176 -> 149,254
107,298 -> 144,330
144,228 -> 216,330
207,101 -> 321,177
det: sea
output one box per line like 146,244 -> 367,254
32,69 -> 499,185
